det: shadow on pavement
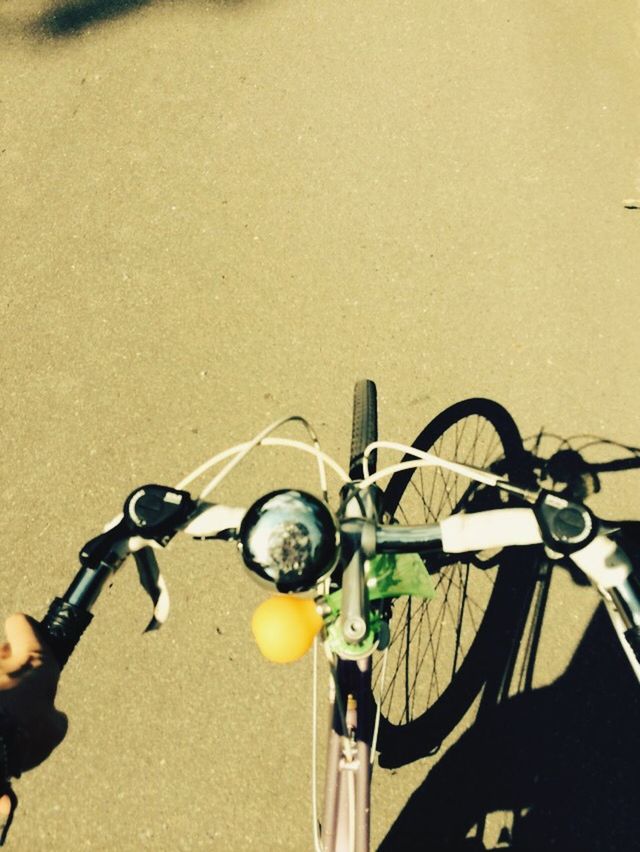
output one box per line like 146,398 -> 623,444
378,604 -> 640,851
32,0 -> 250,39
36,0 -> 151,36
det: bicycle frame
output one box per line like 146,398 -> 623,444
321,656 -> 372,852
38,433 -> 640,852
317,497 -> 640,851
319,484 -> 378,852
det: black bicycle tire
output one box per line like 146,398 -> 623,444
349,379 -> 378,480
376,398 -> 537,768
340,378 -> 379,746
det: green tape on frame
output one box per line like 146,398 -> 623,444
367,553 -> 436,601
323,552 -> 436,621
321,554 -> 436,656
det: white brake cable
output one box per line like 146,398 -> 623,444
312,637 -> 323,852
370,647 -> 388,764
347,770 -> 356,852
359,441 -> 503,490
195,417 -> 328,499
600,589 -> 640,683
176,431 -> 349,499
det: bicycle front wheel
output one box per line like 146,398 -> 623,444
349,378 -> 378,480
375,398 -> 536,767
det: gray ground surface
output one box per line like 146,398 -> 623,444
1,1 -> 639,849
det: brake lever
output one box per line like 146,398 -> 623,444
70,485 -> 195,636
534,490 -> 598,556
122,485 -> 196,631
133,548 -> 169,632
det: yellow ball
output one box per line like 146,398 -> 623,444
251,596 -> 323,663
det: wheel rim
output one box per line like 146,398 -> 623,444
374,399 -> 524,744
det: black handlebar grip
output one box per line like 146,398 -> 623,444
40,598 -> 94,670
624,625 -> 640,666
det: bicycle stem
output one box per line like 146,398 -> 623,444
339,485 -> 381,645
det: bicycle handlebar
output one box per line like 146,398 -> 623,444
40,598 -> 95,670
38,477 -> 640,671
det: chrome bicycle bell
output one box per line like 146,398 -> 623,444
238,489 -> 339,593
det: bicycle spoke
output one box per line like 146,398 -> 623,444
376,402 -> 522,730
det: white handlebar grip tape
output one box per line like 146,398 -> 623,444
440,509 -> 542,553
570,536 -> 633,588
183,505 -> 246,537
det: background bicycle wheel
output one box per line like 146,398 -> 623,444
375,398 -> 537,768
2,1 -> 640,849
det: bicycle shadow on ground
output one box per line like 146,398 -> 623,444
378,603 -> 640,852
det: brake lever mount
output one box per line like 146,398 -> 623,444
123,484 -> 196,544
534,491 -> 598,555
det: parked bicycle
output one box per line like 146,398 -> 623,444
33,380 -> 640,851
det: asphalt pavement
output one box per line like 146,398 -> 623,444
1,1 -> 639,849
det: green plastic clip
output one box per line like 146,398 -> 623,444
320,553 -> 436,657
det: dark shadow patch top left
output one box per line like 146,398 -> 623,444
35,0 -> 152,38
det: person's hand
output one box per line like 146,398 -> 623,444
0,614 -> 68,838
0,614 -> 67,776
